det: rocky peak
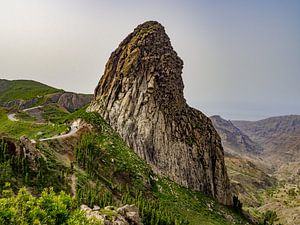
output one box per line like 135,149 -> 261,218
88,21 -> 232,205
94,21 -> 185,114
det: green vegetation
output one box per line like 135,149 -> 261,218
0,79 -> 60,103
0,138 -> 69,194
41,104 -> 70,123
0,107 -> 251,224
71,112 -> 250,225
244,181 -> 300,225
260,210 -> 280,225
0,108 -> 68,140
0,184 -> 101,225
15,111 -> 36,122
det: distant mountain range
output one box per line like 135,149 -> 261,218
211,114 -> 300,224
233,115 -> 300,167
211,114 -> 300,168
210,115 -> 263,156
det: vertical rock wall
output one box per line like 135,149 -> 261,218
88,21 -> 232,205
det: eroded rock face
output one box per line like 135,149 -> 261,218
47,92 -> 93,112
88,21 -> 232,205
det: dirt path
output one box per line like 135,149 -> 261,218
39,119 -> 81,141
7,106 -> 81,142
22,105 -> 43,112
7,105 -> 44,123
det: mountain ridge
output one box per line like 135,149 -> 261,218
0,79 -> 93,112
211,114 -> 300,224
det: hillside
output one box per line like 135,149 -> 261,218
210,115 -> 275,207
0,110 -> 251,225
233,115 -> 300,167
211,114 -> 300,225
210,115 -> 262,156
0,79 -> 59,103
0,79 -> 92,112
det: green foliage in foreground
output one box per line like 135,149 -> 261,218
0,184 -> 101,225
0,79 -> 60,103
122,191 -> 189,225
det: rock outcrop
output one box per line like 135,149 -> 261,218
46,92 -> 93,112
81,204 -> 143,225
0,79 -> 92,112
88,21 -> 232,205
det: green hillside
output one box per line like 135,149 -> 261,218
0,107 -> 68,139
0,79 -> 61,102
0,110 -> 251,225
0,80 -> 251,224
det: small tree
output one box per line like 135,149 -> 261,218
232,195 -> 243,213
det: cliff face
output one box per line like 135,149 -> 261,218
88,21 -> 232,205
47,92 -> 93,112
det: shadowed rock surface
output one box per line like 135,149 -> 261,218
0,79 -> 92,112
210,115 -> 263,155
47,92 -> 93,112
88,21 -> 232,205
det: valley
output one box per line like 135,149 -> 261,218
211,115 -> 300,225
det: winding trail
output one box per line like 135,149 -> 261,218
7,105 -> 44,123
39,120 -> 81,141
7,106 -> 81,142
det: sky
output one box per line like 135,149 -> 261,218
0,0 -> 299,120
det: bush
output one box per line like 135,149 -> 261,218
260,210 -> 279,225
0,185 -> 100,225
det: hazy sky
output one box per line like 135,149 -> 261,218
0,0 -> 299,120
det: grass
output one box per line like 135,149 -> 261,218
245,183 -> 300,225
0,79 -> 61,102
99,208 -> 118,220
41,104 -> 70,122
0,106 -> 252,224
15,111 -> 36,122
0,107 -> 68,139
154,178 -> 250,225
71,112 -> 251,225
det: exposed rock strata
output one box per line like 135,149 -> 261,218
0,91 -> 92,112
88,21 -> 232,205
47,92 -> 93,112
